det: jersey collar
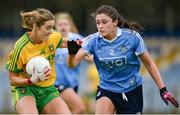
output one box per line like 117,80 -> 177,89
99,27 -> 122,43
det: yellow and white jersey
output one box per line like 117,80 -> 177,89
7,31 -> 62,87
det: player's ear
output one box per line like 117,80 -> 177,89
33,23 -> 39,30
113,20 -> 118,26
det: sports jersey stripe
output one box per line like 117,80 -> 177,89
56,37 -> 63,48
10,38 -> 28,70
9,36 -> 27,70
122,29 -> 142,40
11,88 -> 19,106
15,89 -> 19,103
9,36 -> 27,69
9,37 -> 29,70
121,29 -> 131,33
9,39 -> 28,71
135,32 -> 142,39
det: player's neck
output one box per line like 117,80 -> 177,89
29,31 -> 43,44
105,28 -> 117,40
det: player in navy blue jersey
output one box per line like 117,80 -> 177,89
67,5 -> 179,114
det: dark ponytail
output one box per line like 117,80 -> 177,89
120,19 -> 144,31
95,5 -> 144,32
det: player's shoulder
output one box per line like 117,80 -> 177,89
87,32 -> 100,44
49,31 -> 62,40
121,28 -> 137,35
121,28 -> 142,39
90,32 -> 100,40
83,32 -> 99,42
14,33 -> 29,51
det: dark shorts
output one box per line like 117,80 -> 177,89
55,84 -> 78,93
96,85 -> 143,114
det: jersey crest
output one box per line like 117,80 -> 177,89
119,44 -> 128,53
48,44 -> 54,52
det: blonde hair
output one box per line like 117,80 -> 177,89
20,8 -> 55,30
55,12 -> 78,33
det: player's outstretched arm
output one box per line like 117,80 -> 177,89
67,48 -> 86,68
60,37 -> 68,48
139,51 -> 179,108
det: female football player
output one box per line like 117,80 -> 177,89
67,5 -> 179,114
6,8 -> 72,114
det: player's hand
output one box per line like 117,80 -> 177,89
67,40 -> 81,55
160,87 -> 179,108
76,39 -> 83,45
34,65 -> 51,81
28,66 -> 51,84
29,73 -> 41,84
42,66 -> 51,80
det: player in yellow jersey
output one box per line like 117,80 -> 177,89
6,8 -> 73,114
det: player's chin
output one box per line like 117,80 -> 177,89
42,36 -> 50,40
100,32 -> 108,38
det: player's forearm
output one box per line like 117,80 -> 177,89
10,77 -> 29,86
145,62 -> 165,89
9,72 -> 29,86
84,55 -> 93,63
140,52 -> 165,89
67,55 -> 77,68
60,37 -> 68,48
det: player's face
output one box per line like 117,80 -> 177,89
55,18 -> 71,37
37,20 -> 55,40
96,13 -> 117,39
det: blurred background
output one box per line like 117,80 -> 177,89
0,0 -> 180,113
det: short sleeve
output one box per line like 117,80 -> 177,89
81,34 -> 96,55
6,49 -> 24,74
134,32 -> 147,56
6,34 -> 29,74
49,31 -> 63,49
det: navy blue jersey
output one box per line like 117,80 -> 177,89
82,28 -> 147,93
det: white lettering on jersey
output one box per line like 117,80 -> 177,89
110,49 -> 115,56
99,56 -> 127,69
